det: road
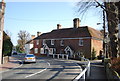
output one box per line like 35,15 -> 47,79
2,55 -> 82,81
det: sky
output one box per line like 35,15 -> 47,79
4,1 -> 103,46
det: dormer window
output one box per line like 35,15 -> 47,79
79,39 -> 83,46
51,39 -> 54,45
60,40 -> 64,46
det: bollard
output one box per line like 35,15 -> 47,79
62,55 -> 64,59
53,54 -> 55,58
66,55 -> 68,60
57,54 -> 59,59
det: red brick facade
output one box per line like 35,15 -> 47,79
32,18 -> 103,59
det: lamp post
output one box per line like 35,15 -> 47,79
0,0 -> 5,64
97,10 -> 107,58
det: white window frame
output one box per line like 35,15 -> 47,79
53,48 -> 56,54
43,39 -> 46,45
60,40 -> 64,46
49,48 -> 53,54
34,48 -> 38,53
40,48 -> 44,54
36,40 -> 39,45
79,39 -> 83,46
51,39 -> 54,45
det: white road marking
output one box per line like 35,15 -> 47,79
25,61 -> 50,78
47,62 -> 50,66
25,68 -> 47,78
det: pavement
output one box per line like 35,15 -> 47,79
0,56 -> 21,73
88,60 -> 108,81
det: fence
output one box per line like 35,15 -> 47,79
52,54 -> 68,60
51,54 -> 90,81
73,57 -> 90,81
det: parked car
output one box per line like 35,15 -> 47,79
24,54 -> 36,63
13,52 -> 17,55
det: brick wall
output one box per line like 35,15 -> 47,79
33,38 -> 103,59
91,39 -> 103,57
43,38 -> 91,58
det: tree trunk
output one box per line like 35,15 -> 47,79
105,2 -> 119,58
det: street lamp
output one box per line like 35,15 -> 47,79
97,10 -> 107,58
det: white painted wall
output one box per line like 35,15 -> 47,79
25,44 -> 33,54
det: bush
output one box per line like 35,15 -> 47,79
111,57 -> 120,75
2,31 -> 13,57
91,48 -> 96,60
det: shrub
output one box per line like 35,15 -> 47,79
111,57 -> 120,75
91,48 -> 96,60
2,31 -> 13,57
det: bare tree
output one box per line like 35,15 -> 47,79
77,0 -> 120,58
17,30 -> 30,53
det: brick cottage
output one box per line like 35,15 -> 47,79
32,18 -> 103,59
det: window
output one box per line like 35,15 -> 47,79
51,39 -> 54,45
49,48 -> 53,54
40,48 -> 44,54
34,48 -> 38,53
53,48 -> 56,54
77,51 -> 84,57
79,39 -> 83,46
60,40 -> 64,46
36,40 -> 39,45
43,39 -> 46,45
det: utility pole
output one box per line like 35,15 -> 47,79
103,9 -> 107,58
0,0 -> 5,64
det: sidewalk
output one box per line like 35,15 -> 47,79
0,56 -> 21,73
88,60 -> 108,81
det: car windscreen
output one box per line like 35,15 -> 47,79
26,55 -> 34,57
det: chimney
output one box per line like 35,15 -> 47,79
73,18 -> 80,28
57,24 -> 61,29
37,32 -> 41,36
31,35 -> 35,39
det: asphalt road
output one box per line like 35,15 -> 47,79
2,55 -> 82,81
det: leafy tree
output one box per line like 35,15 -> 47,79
17,30 -> 30,53
2,31 -> 13,56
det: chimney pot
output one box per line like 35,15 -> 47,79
31,35 -> 35,39
37,32 -> 41,36
57,24 -> 61,29
73,18 -> 80,28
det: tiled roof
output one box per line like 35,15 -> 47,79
34,26 -> 103,40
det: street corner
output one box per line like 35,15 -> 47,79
0,60 -> 23,73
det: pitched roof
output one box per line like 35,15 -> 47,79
34,26 -> 103,40
26,40 -> 33,44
